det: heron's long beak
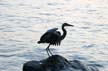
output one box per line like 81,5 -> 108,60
67,24 -> 74,27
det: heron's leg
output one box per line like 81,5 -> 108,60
46,48 -> 50,56
46,44 -> 51,56
48,47 -> 53,56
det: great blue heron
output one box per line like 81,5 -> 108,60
38,23 -> 74,56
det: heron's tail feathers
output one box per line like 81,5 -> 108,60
37,41 -> 41,44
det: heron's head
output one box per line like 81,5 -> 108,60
63,23 -> 74,27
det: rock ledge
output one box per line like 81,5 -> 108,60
23,55 -> 99,71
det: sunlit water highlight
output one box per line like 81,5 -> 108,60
0,0 -> 108,71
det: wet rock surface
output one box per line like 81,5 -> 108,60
23,55 -> 99,71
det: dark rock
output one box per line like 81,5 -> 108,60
23,55 -> 99,71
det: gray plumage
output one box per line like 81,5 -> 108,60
38,23 -> 74,56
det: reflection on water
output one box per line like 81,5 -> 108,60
0,0 -> 108,71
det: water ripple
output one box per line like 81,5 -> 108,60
0,54 -> 16,57
0,0 -> 108,71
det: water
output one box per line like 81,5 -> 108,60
0,0 -> 108,71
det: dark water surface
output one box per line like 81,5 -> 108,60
0,0 -> 108,71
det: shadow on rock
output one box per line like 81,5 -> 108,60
23,55 -> 100,71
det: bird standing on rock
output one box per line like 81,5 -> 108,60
38,23 -> 74,56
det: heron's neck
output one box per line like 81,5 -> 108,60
61,25 -> 67,40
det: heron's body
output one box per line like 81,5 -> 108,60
38,23 -> 74,56
38,29 -> 61,45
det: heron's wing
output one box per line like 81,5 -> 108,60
39,30 -> 61,44
39,28 -> 58,42
47,28 -> 58,33
40,32 -> 51,42
49,31 -> 61,44
54,31 -> 61,36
